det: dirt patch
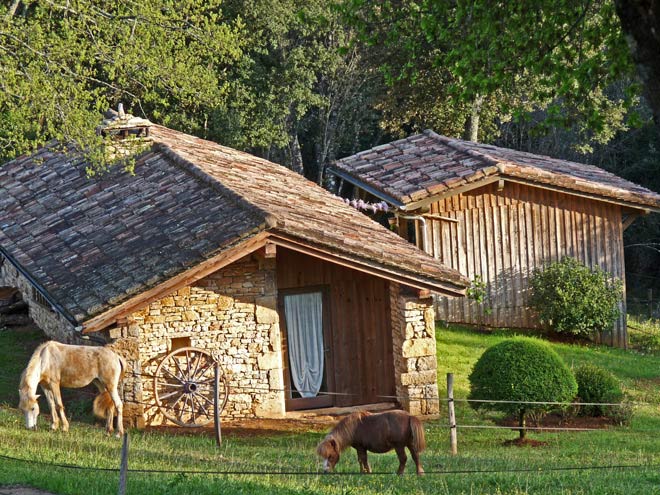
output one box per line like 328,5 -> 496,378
147,417 -> 335,438
498,412 -> 617,430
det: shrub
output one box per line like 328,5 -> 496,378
468,338 -> 577,439
529,257 -> 623,338
574,363 -> 624,417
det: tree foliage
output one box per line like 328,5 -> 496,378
0,0 -> 245,168
341,0 -> 638,145
468,338 -> 577,439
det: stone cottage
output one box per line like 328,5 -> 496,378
0,114 -> 468,427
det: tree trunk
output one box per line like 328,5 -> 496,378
6,0 -> 21,19
518,410 -> 526,440
289,132 -> 304,176
464,94 -> 483,142
615,0 -> 660,125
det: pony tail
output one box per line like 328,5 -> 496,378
93,391 -> 115,419
410,416 -> 426,453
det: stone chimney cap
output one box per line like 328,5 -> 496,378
98,104 -> 152,137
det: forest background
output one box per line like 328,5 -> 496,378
1,0 -> 659,306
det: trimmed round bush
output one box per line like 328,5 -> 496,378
469,338 -> 577,438
528,257 -> 623,338
574,363 -> 623,417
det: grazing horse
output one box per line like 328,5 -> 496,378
316,410 -> 426,475
18,341 -> 125,436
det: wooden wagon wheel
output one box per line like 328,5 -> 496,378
153,347 -> 229,427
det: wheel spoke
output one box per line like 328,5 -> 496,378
192,361 -> 214,381
158,390 -> 182,402
191,393 -> 212,419
172,355 -> 186,381
191,353 -> 203,382
162,366 -> 184,383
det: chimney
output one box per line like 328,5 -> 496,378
97,104 -> 153,160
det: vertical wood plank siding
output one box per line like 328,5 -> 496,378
276,247 -> 395,406
427,183 -> 626,346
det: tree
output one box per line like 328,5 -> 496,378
468,338 -> 577,440
0,1 -> 245,168
341,0 -> 637,145
218,0 -> 384,182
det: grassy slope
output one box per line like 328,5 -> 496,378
0,325 -> 659,495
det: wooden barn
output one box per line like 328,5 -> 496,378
330,130 -> 660,347
0,114 -> 467,427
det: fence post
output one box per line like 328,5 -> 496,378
447,373 -> 457,455
214,363 -> 222,447
118,432 -> 129,495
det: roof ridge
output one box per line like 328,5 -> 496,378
423,129 -> 506,172
154,142 -> 279,231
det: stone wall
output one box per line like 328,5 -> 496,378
390,283 -> 440,416
0,257 -> 78,342
107,254 -> 286,426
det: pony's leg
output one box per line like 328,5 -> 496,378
108,387 -> 124,437
42,388 -> 59,430
356,448 -> 371,474
395,446 -> 407,475
409,447 -> 424,475
51,386 -> 69,432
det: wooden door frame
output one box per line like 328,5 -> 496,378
278,286 -> 335,410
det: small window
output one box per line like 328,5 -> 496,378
170,336 -> 191,351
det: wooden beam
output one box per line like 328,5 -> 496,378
622,210 -> 648,231
270,234 -> 466,297
82,232 -> 270,333
264,242 -> 277,258
497,179 -> 505,191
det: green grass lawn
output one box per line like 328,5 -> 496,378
1,324 -> 659,495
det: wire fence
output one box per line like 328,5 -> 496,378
1,451 -> 658,477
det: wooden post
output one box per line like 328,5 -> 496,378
214,363 -> 222,447
447,373 -> 457,455
118,433 -> 129,495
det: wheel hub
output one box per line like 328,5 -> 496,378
183,382 -> 198,394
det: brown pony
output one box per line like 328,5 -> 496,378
316,410 -> 426,475
18,341 -> 125,436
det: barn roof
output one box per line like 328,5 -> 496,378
331,130 -> 660,212
0,125 -> 467,330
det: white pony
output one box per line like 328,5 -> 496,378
18,341 -> 125,436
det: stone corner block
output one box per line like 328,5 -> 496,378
257,352 -> 281,370
400,369 -> 438,387
401,338 -> 436,358
256,305 -> 279,324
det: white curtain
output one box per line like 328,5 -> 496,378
283,292 -> 324,398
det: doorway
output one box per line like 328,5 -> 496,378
279,288 -> 333,410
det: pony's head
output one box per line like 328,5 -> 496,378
316,436 -> 340,472
18,390 -> 40,430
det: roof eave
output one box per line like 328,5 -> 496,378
82,231 -> 271,334
327,167 -> 406,208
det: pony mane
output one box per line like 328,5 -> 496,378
327,410 -> 372,452
19,342 -> 50,393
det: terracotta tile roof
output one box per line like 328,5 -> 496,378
331,129 -> 660,211
0,126 -> 467,324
